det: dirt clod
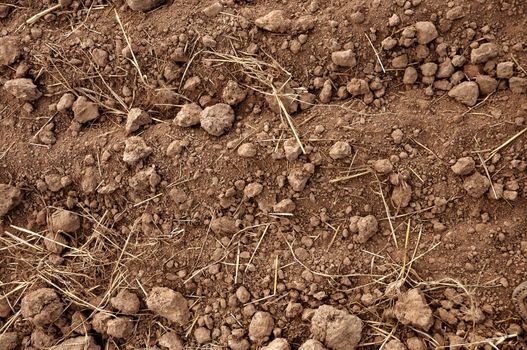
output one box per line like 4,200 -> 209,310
0,36 -> 19,66
255,10 -> 291,33
72,96 -> 99,123
451,157 -> 475,176
0,184 -> 22,218
0,332 -> 19,350
4,78 -> 41,101
126,108 -> 152,135
127,0 -> 166,11
200,103 -> 235,136
394,289 -> 433,331
123,136 -> 153,165
448,81 -> 479,106
249,311 -> 274,343
311,305 -> 362,350
175,103 -> 202,128
110,290 -> 141,314
20,288 -> 64,327
50,209 -> 81,233
146,287 -> 190,325
50,336 -> 100,350
463,172 -> 491,198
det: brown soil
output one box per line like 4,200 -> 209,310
1,0 -> 527,349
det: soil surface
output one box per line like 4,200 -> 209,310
1,0 -> 527,349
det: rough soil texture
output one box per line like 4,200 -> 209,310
1,0 -> 527,349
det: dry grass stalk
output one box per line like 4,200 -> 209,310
364,33 -> 386,73
26,4 -> 61,25
115,9 -> 147,85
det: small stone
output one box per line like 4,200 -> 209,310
451,55 -> 466,67
448,82 -> 479,106
249,311 -> 274,343
200,104 -> 235,136
475,75 -> 498,95
262,338 -> 290,350
72,96 -> 99,123
373,159 -> 393,174
414,21 -> 438,44
509,77 -> 527,94
451,157 -> 475,175
222,80 -> 247,105
311,305 -> 362,350
0,36 -> 20,66
394,289 -> 433,331
175,103 -> 202,128
288,163 -> 315,191
4,78 -> 41,101
436,59 -> 455,78
158,332 -> 184,350
238,143 -> 257,158
406,337 -> 426,350
331,50 -> 357,68
244,182 -> 263,198
384,339 -> 406,350
446,6 -> 464,20
496,61 -> 514,79
126,0 -> 166,11
255,10 -> 291,33
0,184 -> 22,218
298,340 -> 327,350
273,199 -> 296,213
125,108 -> 151,135
471,43 -> 498,64
392,54 -> 408,69
284,138 -> 303,161
403,67 -> 418,85
110,290 -> 140,314
210,216 -> 237,235
50,336 -> 99,350
202,2 -> 222,17
346,79 -> 369,96
57,93 -> 75,112
236,286 -> 251,303
123,136 -> 153,165
50,209 -> 80,233
44,231 -> 67,254
463,172 -> 490,198
146,287 -> 189,325
391,129 -> 404,144
356,215 -> 378,244
106,317 -> 133,339
194,327 -> 211,344
0,333 -> 19,350
388,14 -> 400,27
420,63 -> 438,77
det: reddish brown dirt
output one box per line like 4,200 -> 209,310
1,0 -> 527,349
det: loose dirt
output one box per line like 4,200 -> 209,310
1,0 -> 527,349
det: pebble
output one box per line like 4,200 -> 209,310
146,287 -> 189,325
448,81 -> 479,106
249,311 -> 274,343
125,108 -> 151,135
463,172 -> 491,198
255,10 -> 291,33
451,157 -> 475,175
470,43 -> 498,64
175,103 -> 202,128
329,141 -> 351,160
414,21 -> 438,44
4,78 -> 41,101
200,104 -> 235,136
72,96 -> 99,123
238,143 -> 257,158
331,50 -> 357,68
126,0 -> 166,11
394,289 -> 433,331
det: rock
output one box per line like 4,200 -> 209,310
406,337 -> 426,350
436,59 -> 455,78
394,289 -> 433,331
106,317 -> 133,339
331,50 -> 357,68
4,78 -> 41,101
146,287 -> 189,325
298,339 -> 327,350
414,22 -> 438,44
403,67 -> 418,85
158,332 -> 184,350
470,43 -> 498,64
446,6 -> 464,20
391,54 -> 408,69
329,141 -> 351,160
356,215 -> 378,244
255,10 -> 291,33
249,311 -> 274,343
210,216 -> 237,235
475,75 -> 498,95
392,180 -> 412,208
262,338 -> 290,350
510,77 -> 527,94
496,61 -> 514,79
32,329 -> 55,348
235,286 -> 251,303
420,62 -> 438,77
273,198 -> 296,213
0,36 -> 20,66
373,159 -> 393,174
166,139 -> 187,156
265,83 -> 298,114
0,184 -> 22,218
381,36 -> 398,50
57,93 -> 75,112
294,15 -> 315,32
384,339 -> 407,350
123,136 -> 153,165
71,311 -> 91,335
0,4 -> 10,18
200,103 -> 235,136
238,143 -> 257,158
228,337 -> 250,350
463,172 -> 490,198
284,138 -> 303,161
50,209 -> 81,233
126,108 -> 151,135
126,0 -> 166,11
0,332 -> 19,350
194,327 -> 211,344
311,305 -> 363,350
451,157 -> 475,175
0,297 -> 10,318
174,103 -> 202,127
448,81 -> 479,106
110,290 -> 140,314
288,163 -> 315,191
346,79 -> 369,96
21,288 -> 64,327
388,14 -> 400,27
72,96 -> 99,123
202,2 -> 223,17
223,80 -> 247,105
50,336 -> 100,350
44,231 -> 67,254
244,182 -> 263,198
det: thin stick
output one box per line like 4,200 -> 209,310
133,193 -> 163,207
26,4 -> 61,25
273,256 -> 279,295
364,33 -> 386,73
234,244 -> 240,284
115,9 -> 147,85
244,224 -> 270,273
330,170 -> 371,184
375,176 -> 398,248
486,126 -> 527,162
